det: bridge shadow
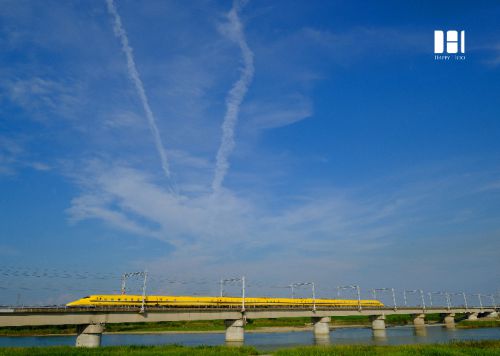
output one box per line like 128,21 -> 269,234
414,326 -> 427,337
372,329 -> 388,344
314,334 -> 331,345
225,341 -> 244,347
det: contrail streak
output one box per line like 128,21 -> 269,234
106,0 -> 171,179
212,0 -> 254,193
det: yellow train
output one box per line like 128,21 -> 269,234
67,295 -> 384,308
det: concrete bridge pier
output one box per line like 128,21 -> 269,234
412,314 -> 426,327
370,315 -> 387,339
443,313 -> 455,328
75,323 -> 104,347
412,314 -> 427,337
225,319 -> 245,345
467,312 -> 479,321
370,315 -> 386,330
312,317 -> 331,344
312,316 -> 331,336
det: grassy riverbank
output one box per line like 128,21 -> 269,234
273,341 -> 500,355
0,345 -> 259,355
457,319 -> 500,329
1,341 -> 500,355
0,315 -> 445,336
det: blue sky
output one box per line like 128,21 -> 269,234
1,0 -> 500,305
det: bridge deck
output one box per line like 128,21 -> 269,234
0,306 -> 497,327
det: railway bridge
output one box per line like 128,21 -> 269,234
1,305 -> 498,347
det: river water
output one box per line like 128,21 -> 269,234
1,325 -> 499,351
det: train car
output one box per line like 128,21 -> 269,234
66,295 -> 384,308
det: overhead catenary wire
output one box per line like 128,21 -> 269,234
1,266 -> 499,309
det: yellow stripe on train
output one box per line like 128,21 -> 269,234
67,295 -> 384,307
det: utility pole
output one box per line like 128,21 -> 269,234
429,291 -> 448,308
121,275 -> 127,295
371,288 -> 397,310
472,293 -> 484,310
356,285 -> 361,311
450,292 -> 468,310
338,285 -> 362,311
219,276 -> 246,311
291,282 -> 316,311
140,270 -> 148,313
242,276 -> 246,312
120,271 -> 148,312
404,289 -> 425,309
312,282 -> 316,311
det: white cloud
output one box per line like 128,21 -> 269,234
65,161 -> 413,270
2,77 -> 82,122
68,193 -> 162,239
212,0 -> 255,193
0,135 -> 54,175
106,0 -> 172,181
2,1 -> 499,295
103,110 -> 145,129
242,94 -> 313,130
476,180 -> 500,193
64,157 -> 500,288
300,27 -> 428,60
28,162 -> 51,171
0,135 -> 24,175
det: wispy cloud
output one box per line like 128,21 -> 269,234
17,156 -> 500,288
476,42 -> 500,66
106,0 -> 172,181
212,0 -> 255,193
2,0 -> 500,297
68,193 -> 162,239
242,94 -> 313,130
0,136 -> 23,175
103,110 -> 145,129
28,162 -> 51,171
300,27 -> 428,62
0,135 -> 51,175
66,158 -> 500,287
2,77 -> 82,122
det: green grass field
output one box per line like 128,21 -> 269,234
1,341 -> 500,355
0,345 -> 259,356
457,319 -> 500,329
273,341 -> 500,355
